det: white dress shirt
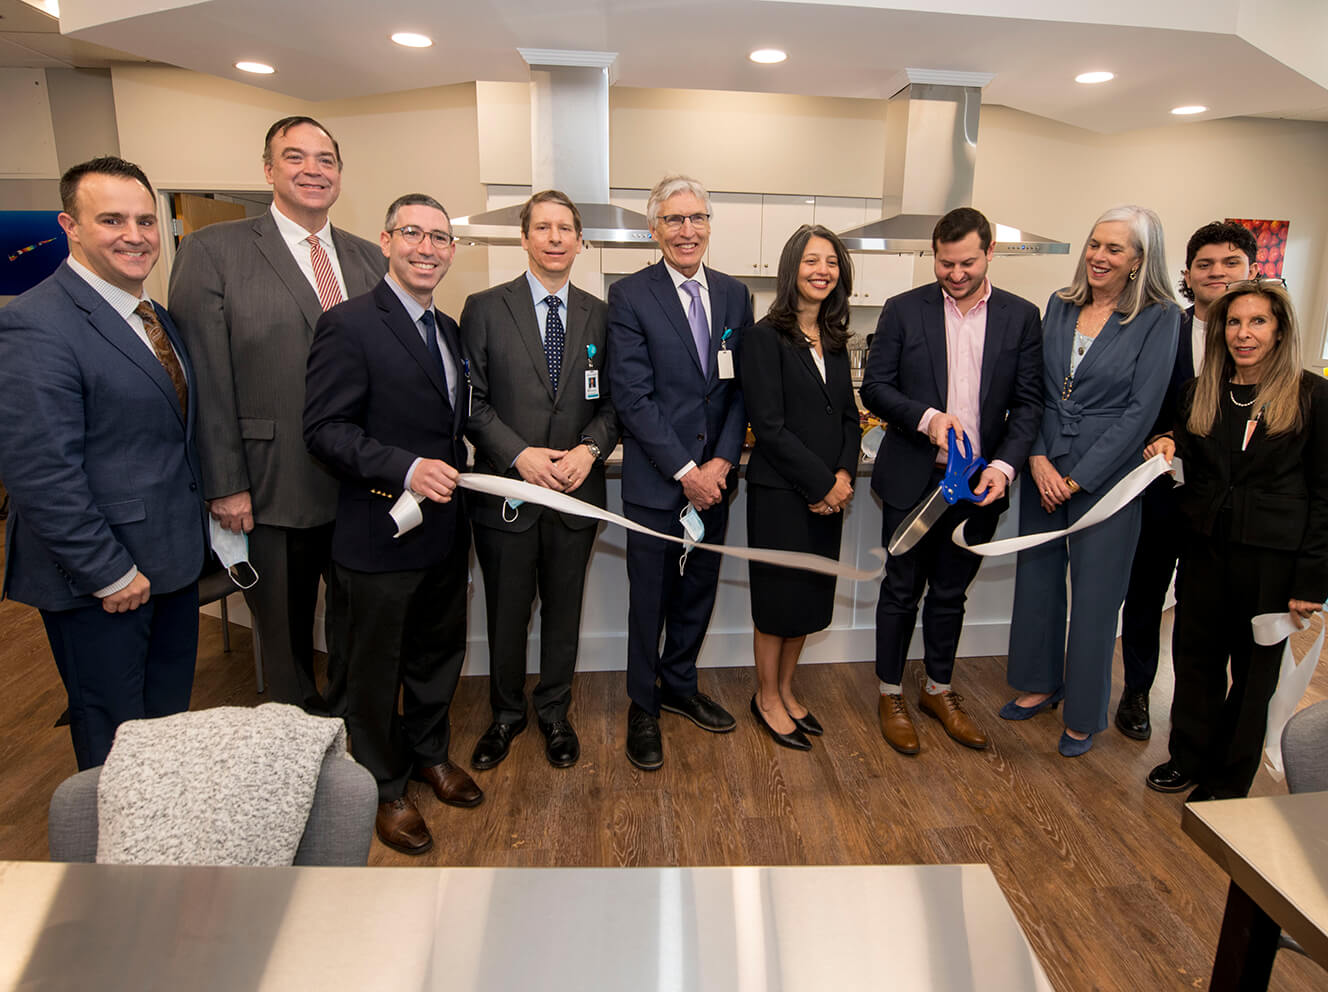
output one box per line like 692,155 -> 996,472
269,203 -> 349,303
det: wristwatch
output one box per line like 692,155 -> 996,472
580,436 -> 602,461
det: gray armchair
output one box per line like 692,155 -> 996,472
1282,700 -> 1328,795
49,752 -> 377,866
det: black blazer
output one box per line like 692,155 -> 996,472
860,282 -> 1043,509
1175,371 -> 1328,602
741,320 -> 859,501
303,279 -> 468,573
460,274 -> 620,532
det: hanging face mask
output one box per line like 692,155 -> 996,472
208,517 -> 259,589
678,503 -> 705,575
502,498 -> 524,523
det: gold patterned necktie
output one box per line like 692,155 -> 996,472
135,300 -> 188,415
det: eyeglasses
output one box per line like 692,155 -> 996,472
657,213 -> 711,232
389,226 -> 456,249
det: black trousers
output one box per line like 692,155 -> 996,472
328,548 -> 468,803
472,512 -> 597,724
42,583 -> 199,770
244,522 -> 334,715
1119,480 -> 1185,693
623,498 -> 729,716
1167,532 -> 1293,798
875,470 -> 1000,686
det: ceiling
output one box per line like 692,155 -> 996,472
10,0 -> 1328,133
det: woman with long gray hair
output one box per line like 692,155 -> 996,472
1000,205 -> 1180,756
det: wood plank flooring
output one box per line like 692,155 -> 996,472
1,571 -> 1324,991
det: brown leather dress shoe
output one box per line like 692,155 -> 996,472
878,693 -> 920,755
376,796 -> 433,855
417,759 -> 484,808
918,689 -> 989,749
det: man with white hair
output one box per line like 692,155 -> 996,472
606,175 -> 753,770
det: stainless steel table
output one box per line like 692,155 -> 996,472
0,861 -> 1052,991
1182,791 -> 1328,991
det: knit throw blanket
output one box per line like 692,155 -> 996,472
96,703 -> 348,866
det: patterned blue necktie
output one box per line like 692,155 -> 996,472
680,279 -> 709,373
544,295 -> 565,394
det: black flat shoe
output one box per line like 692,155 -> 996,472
470,716 -> 528,771
750,696 -> 811,751
1114,689 -> 1151,741
1147,760 -> 1193,794
790,710 -> 823,736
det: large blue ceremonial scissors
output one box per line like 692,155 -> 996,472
887,427 -> 987,556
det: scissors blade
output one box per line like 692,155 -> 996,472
888,486 -> 950,556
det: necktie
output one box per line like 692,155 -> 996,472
135,301 -> 188,415
421,309 -> 445,374
680,279 -> 709,373
307,234 -> 344,312
544,295 -> 565,394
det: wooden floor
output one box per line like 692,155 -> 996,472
1,575 -> 1324,992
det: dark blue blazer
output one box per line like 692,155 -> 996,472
1033,294 -> 1180,494
0,264 -> 206,611
606,261 -> 753,510
303,279 -> 468,573
860,282 -> 1043,510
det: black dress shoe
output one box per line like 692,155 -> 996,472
1147,760 -> 1194,794
470,715 -> 528,771
659,690 -> 736,732
750,696 -> 811,751
791,710 -> 823,736
539,718 -> 580,768
626,702 -> 663,770
1114,689 -> 1152,741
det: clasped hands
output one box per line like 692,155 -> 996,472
680,458 -> 732,509
514,445 -> 596,494
809,470 -> 854,516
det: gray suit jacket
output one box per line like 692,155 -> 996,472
460,274 -> 620,532
167,212 -> 386,528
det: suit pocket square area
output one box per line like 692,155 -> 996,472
98,498 -> 147,525
239,417 -> 276,440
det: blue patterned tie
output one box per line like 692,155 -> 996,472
680,279 -> 709,374
544,295 -> 565,394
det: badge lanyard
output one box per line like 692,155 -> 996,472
584,343 -> 600,400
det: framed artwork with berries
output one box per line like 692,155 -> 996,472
1225,217 -> 1288,279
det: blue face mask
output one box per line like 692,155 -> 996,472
208,517 -> 259,589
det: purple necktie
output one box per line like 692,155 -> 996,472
680,279 -> 710,374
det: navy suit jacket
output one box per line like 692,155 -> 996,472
860,282 -> 1043,510
0,263 -> 206,611
606,261 -> 753,510
303,279 -> 468,573
1033,294 -> 1180,495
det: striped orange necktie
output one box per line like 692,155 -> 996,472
307,233 -> 345,311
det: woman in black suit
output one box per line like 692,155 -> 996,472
1145,280 -> 1328,800
741,224 -> 861,750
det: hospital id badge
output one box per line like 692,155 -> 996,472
585,369 -> 600,400
716,349 -> 734,380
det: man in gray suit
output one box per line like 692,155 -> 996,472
169,116 -> 386,714
460,190 -> 620,770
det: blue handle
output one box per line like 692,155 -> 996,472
938,427 -> 987,504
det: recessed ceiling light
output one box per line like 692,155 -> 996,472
235,61 -> 275,75
749,49 -> 787,65
1075,71 -> 1114,85
1171,105 -> 1207,116
391,32 -> 433,48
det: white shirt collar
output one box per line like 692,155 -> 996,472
65,256 -> 148,320
664,260 -> 708,292
270,202 -> 333,250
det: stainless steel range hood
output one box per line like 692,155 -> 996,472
837,73 -> 1070,256
453,51 -> 654,249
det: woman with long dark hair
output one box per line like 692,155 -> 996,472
741,224 -> 860,750
1147,280 -> 1328,799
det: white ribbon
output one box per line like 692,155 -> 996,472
1258,610 -> 1326,779
953,453 -> 1180,557
391,474 -> 885,582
